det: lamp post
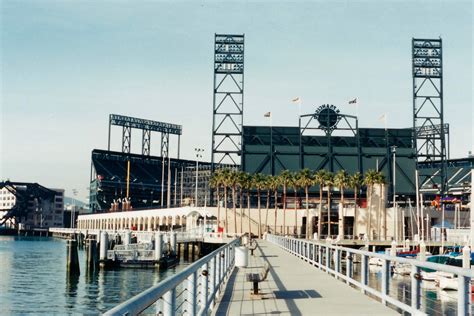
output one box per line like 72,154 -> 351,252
391,146 -> 397,241
195,148 -> 204,207
71,189 -> 78,229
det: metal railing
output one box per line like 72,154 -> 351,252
49,227 -> 205,243
267,234 -> 474,316
104,238 -> 239,316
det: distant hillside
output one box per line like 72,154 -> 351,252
64,197 -> 88,208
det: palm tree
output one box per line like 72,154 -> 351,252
334,170 -> 350,239
220,168 -> 231,233
314,169 -> 327,239
241,172 -> 253,236
267,176 -> 280,234
237,171 -> 249,234
298,168 -> 314,239
264,176 -> 271,229
209,169 -> 223,232
290,172 -> 300,236
349,172 -> 363,239
324,172 -> 334,238
278,170 -> 292,235
227,170 -> 240,234
252,173 -> 266,238
364,170 -> 378,240
375,171 -> 386,240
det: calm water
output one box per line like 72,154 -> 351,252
0,236 -> 185,315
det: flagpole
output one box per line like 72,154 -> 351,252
270,114 -> 273,176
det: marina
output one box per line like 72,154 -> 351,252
1,1 -> 473,315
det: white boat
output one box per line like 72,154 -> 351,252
393,263 -> 411,275
437,275 -> 458,291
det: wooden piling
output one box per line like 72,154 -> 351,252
66,239 -> 80,276
86,238 -> 99,272
184,242 -> 189,261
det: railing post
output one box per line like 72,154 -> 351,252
312,244 -> 316,263
346,251 -> 353,284
458,275 -> 469,316
210,256 -> 216,300
325,246 -> 330,273
201,262 -> 209,311
187,271 -> 197,316
335,247 -> 341,278
381,259 -> 390,305
318,245 -> 323,269
411,265 -> 421,310
163,288 -> 176,316
361,254 -> 368,293
220,250 -> 224,283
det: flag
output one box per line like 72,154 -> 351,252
264,112 -> 271,117
348,98 -> 357,104
292,97 -> 301,103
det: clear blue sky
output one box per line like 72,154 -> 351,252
1,1 -> 472,201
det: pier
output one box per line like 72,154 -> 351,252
104,234 -> 473,315
213,239 -> 397,315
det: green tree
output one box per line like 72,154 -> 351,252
375,171 -> 386,240
278,170 -> 292,235
349,172 -> 363,239
289,172 -> 301,236
298,168 -> 314,239
220,168 -> 232,233
364,170 -> 378,240
324,172 -> 334,238
237,171 -> 250,234
314,169 -> 327,239
253,173 -> 267,238
334,170 -> 350,239
241,172 -> 253,236
227,170 -> 240,234
264,176 -> 271,230
209,169 -> 224,232
267,175 -> 280,234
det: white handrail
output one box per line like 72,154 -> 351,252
104,238 -> 239,316
267,234 -> 473,316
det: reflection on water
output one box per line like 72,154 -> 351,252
363,264 -> 459,316
0,236 -> 185,315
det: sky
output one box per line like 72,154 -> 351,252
1,0 -> 472,202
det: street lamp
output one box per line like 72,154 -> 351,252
195,148 -> 204,207
71,189 -> 78,229
391,146 -> 397,241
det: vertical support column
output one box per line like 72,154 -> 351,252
335,248 -> 341,278
381,259 -> 390,305
67,239 -> 80,276
325,246 -> 330,273
346,251 -> 353,284
99,231 -> 109,262
155,232 -> 162,261
319,246 -> 323,269
210,256 -> 216,298
458,276 -> 469,316
201,263 -> 209,310
361,254 -> 369,293
187,271 -> 197,316
170,232 -> 177,253
163,289 -> 176,316
411,265 -> 421,310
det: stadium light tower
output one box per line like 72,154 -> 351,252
412,38 -> 448,194
211,34 -> 245,170
195,148 -> 204,207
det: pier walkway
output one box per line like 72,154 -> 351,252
212,240 -> 398,316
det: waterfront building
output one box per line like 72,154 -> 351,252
0,183 -> 65,229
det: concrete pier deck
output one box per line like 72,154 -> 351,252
212,240 -> 398,316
